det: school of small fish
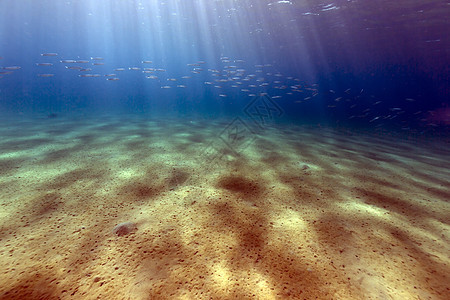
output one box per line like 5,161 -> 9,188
0,53 -> 439,129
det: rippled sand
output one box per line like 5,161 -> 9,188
0,114 -> 449,299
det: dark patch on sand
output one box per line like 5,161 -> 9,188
0,271 -> 60,300
167,169 -> 190,191
120,182 -> 164,200
216,175 -> 264,200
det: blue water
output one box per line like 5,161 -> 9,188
1,2 -> 450,298
0,0 -> 448,134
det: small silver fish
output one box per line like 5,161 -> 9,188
66,66 -> 83,70
3,66 -> 21,70
79,74 -> 101,77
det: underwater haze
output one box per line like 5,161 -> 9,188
0,1 -> 449,299
0,0 -> 448,130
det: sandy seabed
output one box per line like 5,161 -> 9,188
0,114 -> 449,300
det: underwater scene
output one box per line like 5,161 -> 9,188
0,0 -> 449,299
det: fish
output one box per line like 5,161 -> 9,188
66,66 -> 83,70
3,66 -> 21,70
38,74 -> 54,77
91,57 -> 104,60
41,53 -> 58,56
36,63 -> 53,66
106,78 -> 119,81
79,74 -> 101,77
